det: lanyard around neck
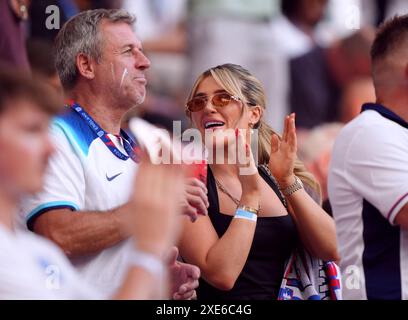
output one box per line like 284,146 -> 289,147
69,102 -> 141,163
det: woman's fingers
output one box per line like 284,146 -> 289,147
288,114 -> 297,152
185,178 -> 208,194
185,184 -> 209,208
282,115 -> 289,142
270,133 -> 280,154
186,194 -> 208,216
183,205 -> 199,222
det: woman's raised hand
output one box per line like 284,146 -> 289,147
236,129 -> 260,196
268,113 -> 297,188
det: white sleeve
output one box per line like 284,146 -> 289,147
0,233 -> 103,300
18,123 -> 86,230
344,125 -> 408,225
0,255 -> 55,300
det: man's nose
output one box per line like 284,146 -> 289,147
135,50 -> 151,70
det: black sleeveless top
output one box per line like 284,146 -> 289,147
197,166 -> 298,300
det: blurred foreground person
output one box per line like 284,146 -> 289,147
0,69 -> 183,299
0,0 -> 31,71
329,15 -> 408,300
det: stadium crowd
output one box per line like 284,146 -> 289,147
0,0 -> 407,300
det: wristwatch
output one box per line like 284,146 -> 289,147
279,176 -> 304,197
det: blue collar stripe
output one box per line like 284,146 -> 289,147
70,103 -> 140,163
362,103 -> 408,129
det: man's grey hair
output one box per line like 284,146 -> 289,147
55,9 -> 135,90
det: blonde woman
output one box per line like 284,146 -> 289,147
179,64 -> 339,300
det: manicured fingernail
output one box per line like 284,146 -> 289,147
246,144 -> 249,153
235,128 -> 239,137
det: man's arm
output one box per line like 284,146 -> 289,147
32,205 -> 131,258
32,177 -> 208,259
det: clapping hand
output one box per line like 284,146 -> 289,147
268,114 -> 297,188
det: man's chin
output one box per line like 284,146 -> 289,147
131,93 -> 146,107
118,95 -> 145,110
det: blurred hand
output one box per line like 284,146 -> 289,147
181,178 -> 209,222
166,247 -> 200,300
129,155 -> 183,256
268,114 -> 297,188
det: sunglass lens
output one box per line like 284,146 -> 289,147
212,93 -> 232,107
188,98 -> 206,112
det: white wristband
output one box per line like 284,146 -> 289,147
127,249 -> 166,278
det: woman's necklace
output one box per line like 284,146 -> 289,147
214,176 -> 262,213
214,177 -> 241,207
214,165 -> 289,213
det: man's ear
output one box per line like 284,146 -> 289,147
76,53 -> 96,81
249,105 -> 262,126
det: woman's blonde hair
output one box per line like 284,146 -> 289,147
186,64 -> 321,199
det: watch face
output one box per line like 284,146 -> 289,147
9,0 -> 30,21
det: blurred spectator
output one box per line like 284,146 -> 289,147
0,68 -> 185,300
339,78 -> 376,123
26,39 -> 62,93
362,0 -> 408,26
298,123 -> 343,215
290,46 -> 338,130
324,0 -> 408,37
326,28 -> 375,89
284,0 -> 336,130
0,0 -> 31,71
271,0 -> 328,59
290,21 -> 375,129
186,0 -> 288,133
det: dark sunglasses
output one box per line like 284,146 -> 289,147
186,92 -> 241,113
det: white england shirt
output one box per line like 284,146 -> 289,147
17,107 -> 146,296
328,105 -> 408,300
